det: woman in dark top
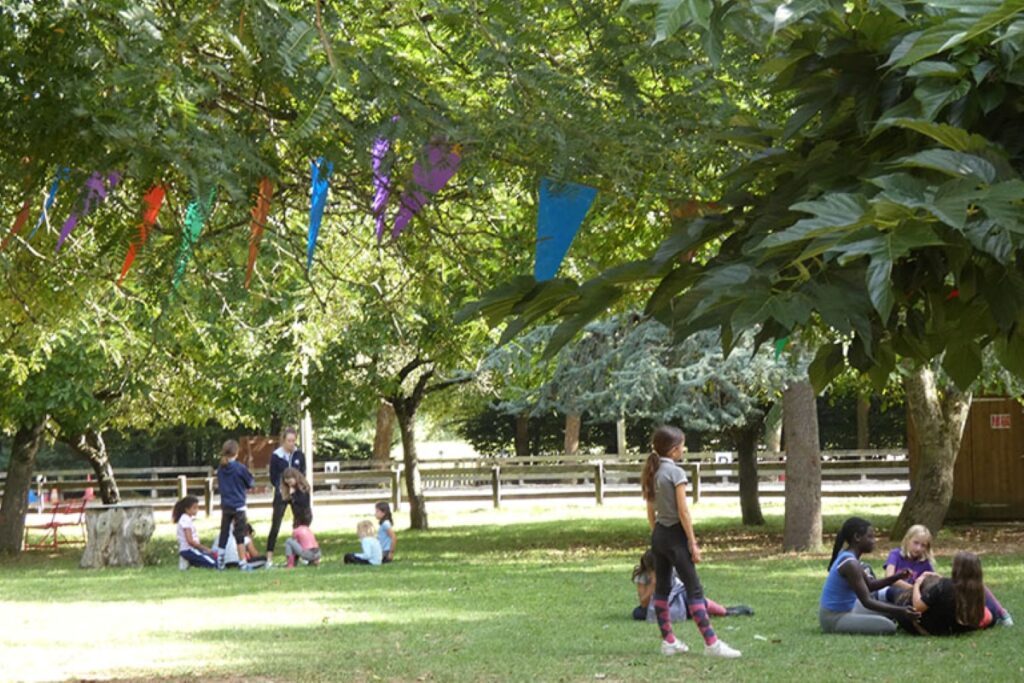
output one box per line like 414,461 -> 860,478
895,551 -> 993,635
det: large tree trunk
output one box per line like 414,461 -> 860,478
68,430 -> 120,504
514,413 -> 530,457
891,365 -> 971,539
394,404 -> 428,530
856,395 -> 871,450
372,399 -> 396,470
0,420 -> 47,555
783,380 -> 822,551
564,412 -> 581,455
735,423 -> 765,526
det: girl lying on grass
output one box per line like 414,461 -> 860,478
631,549 -> 753,622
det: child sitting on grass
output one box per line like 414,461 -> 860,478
173,496 -> 216,569
344,520 -> 383,566
632,549 -> 753,621
882,524 -> 935,596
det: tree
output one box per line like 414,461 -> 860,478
782,378 -> 822,551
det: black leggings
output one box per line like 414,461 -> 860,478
266,496 -> 289,553
651,523 -> 704,602
217,507 -> 248,550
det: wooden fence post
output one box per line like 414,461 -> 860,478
150,471 -> 159,499
177,475 -> 188,499
691,463 -> 701,504
391,466 -> 402,511
594,462 -> 605,505
491,465 -> 501,508
204,477 -> 214,517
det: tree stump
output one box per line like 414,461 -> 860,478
80,505 -> 156,569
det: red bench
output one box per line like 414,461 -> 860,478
23,497 -> 88,550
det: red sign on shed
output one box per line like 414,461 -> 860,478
990,413 -> 1012,430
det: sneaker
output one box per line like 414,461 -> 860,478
996,613 -> 1014,627
299,558 -> 310,566
705,640 -> 741,658
215,551 -> 225,571
265,559 -> 274,569
239,562 -> 254,572
660,638 -> 689,656
724,605 -> 755,617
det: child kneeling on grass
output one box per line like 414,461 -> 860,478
173,496 -> 216,569
344,520 -> 383,566
284,523 -> 321,568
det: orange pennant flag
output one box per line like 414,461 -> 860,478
245,177 -> 274,289
0,198 -> 32,252
117,185 -> 166,286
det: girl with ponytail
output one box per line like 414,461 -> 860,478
643,425 -> 742,659
215,439 -> 256,571
819,517 -> 918,634
902,551 -> 1007,635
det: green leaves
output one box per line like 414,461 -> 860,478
893,149 -> 998,183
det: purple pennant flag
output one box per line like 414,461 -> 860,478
391,143 -> 461,239
55,171 -> 121,253
372,135 -> 392,242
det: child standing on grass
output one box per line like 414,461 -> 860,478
215,439 -> 256,571
883,524 -> 935,595
284,524 -> 321,568
631,549 -> 753,621
280,467 -> 312,527
173,496 -> 216,569
344,520 -> 383,565
375,501 -> 397,562
819,516 -> 918,634
641,425 -> 741,658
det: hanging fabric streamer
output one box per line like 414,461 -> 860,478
0,198 -> 32,252
172,189 -> 216,287
117,185 -> 167,286
27,167 -> 70,240
245,177 -> 274,289
55,171 -> 121,253
306,157 -> 333,271
372,135 -> 393,242
391,142 -> 461,239
534,177 -> 597,281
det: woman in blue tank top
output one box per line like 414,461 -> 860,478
819,517 -> 919,634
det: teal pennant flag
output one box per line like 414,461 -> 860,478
534,178 -> 597,282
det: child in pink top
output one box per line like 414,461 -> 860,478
284,524 -> 321,567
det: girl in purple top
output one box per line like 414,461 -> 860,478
884,525 -> 935,593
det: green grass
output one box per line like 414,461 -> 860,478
1,499 -> 1022,682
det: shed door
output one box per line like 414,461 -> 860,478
968,399 -> 1024,515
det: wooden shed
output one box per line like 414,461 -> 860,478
910,397 -> 1024,521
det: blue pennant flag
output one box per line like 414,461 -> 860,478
307,157 -> 333,271
534,177 -> 597,281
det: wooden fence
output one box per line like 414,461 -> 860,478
1,449 -> 909,516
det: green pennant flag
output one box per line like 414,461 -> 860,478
173,189 -> 216,287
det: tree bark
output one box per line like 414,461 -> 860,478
394,404 -> 428,530
735,423 -> 765,526
765,413 -> 783,455
68,431 -> 120,504
783,380 -> 822,551
514,413 -> 530,457
0,420 -> 47,555
80,506 -> 155,568
891,365 -> 971,539
856,395 -> 871,450
615,417 -> 627,456
372,400 -> 397,469
564,412 -> 581,455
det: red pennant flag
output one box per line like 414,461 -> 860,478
0,198 -> 32,252
117,186 -> 166,286
245,177 -> 274,289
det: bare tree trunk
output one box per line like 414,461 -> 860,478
735,423 -> 765,526
564,412 -> 581,455
615,417 -> 627,456
856,395 -> 871,450
514,414 -> 530,457
80,506 -> 155,568
765,413 -> 782,455
0,420 -> 46,555
891,365 -> 971,539
394,406 -> 428,530
783,380 -> 822,551
68,431 -> 120,504
372,400 -> 396,470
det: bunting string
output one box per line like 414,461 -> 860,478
172,189 -> 216,287
245,177 -> 274,289
117,185 -> 166,286
27,167 -> 70,240
307,157 -> 333,271
56,171 -> 121,253
391,142 -> 461,239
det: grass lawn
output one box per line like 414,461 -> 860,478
1,498 -> 1021,682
